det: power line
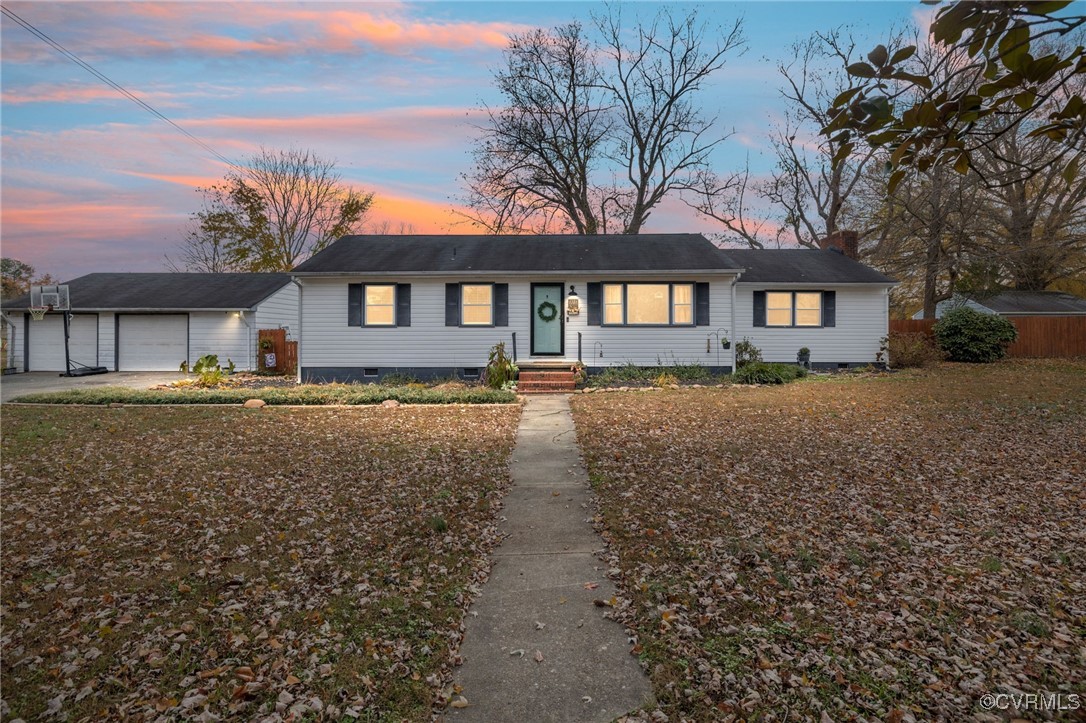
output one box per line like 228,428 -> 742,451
1,4 -> 239,169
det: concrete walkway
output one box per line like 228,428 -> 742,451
449,395 -> 652,722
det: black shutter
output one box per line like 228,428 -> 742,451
587,283 -> 601,326
494,284 -> 509,326
396,284 -> 411,327
695,283 -> 710,326
753,290 -> 767,327
348,283 -> 362,326
823,290 -> 836,327
445,283 -> 460,326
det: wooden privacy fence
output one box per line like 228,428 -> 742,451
890,317 -> 1086,358
258,328 -> 298,374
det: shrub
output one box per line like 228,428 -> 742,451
380,371 -> 421,387
482,341 -> 517,389
653,372 -> 678,387
733,362 -> 807,385
734,338 -> 763,368
933,307 -> 1018,363
886,331 -> 943,368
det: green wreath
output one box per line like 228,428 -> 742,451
536,300 -> 559,322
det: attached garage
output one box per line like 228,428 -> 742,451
117,314 -> 188,371
28,313 -> 99,372
2,273 -> 297,374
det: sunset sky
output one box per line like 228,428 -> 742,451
1,1 -> 924,281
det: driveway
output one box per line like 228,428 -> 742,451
1,371 -> 185,403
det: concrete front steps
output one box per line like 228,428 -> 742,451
517,369 -> 577,394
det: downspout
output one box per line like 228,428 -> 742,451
292,277 -> 303,384
730,272 -> 742,372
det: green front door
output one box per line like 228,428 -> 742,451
531,284 -> 563,356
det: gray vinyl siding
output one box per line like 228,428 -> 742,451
734,285 -> 889,364
254,283 -> 299,335
188,312 -> 251,370
300,276 -> 736,369
99,313 -> 115,370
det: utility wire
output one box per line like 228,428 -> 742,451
1,4 -> 240,169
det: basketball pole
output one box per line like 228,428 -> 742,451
62,308 -> 72,376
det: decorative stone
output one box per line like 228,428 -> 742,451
109,402 -> 124,408
243,399 -> 266,409
381,399 -> 401,408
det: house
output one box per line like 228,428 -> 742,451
912,290 -> 1086,319
1,273 -> 297,373
291,233 -> 895,382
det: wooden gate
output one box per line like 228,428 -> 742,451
258,328 -> 298,374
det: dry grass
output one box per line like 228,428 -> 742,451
571,360 -> 1086,722
1,404 -> 520,721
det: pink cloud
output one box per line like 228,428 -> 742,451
2,2 -> 523,61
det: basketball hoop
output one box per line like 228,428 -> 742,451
29,306 -> 50,321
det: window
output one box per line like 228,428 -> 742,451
601,283 -> 696,326
365,285 -> 395,326
672,284 -> 693,325
795,292 -> 822,327
603,284 -> 624,324
767,292 -> 793,327
766,291 -> 822,327
461,284 -> 493,325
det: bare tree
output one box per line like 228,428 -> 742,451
171,148 -> 374,272
688,29 -> 890,248
462,7 -> 744,234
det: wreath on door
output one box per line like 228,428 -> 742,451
536,300 -> 558,322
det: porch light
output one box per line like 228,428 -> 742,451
566,285 -> 581,316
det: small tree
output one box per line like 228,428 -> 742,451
933,307 -> 1018,362
173,148 -> 374,272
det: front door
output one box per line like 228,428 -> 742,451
531,283 -> 563,356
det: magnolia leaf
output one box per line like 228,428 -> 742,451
998,22 -> 1031,72
953,152 -> 971,175
846,62 -> 877,79
889,46 -> 917,65
887,169 -> 907,195
867,45 -> 889,68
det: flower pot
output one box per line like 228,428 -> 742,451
721,340 -> 731,350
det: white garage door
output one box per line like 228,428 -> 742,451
28,314 -> 99,372
118,315 -> 188,371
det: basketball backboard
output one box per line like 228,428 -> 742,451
30,284 -> 70,311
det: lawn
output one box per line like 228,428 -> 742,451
1,404 -> 520,721
571,360 -> 1085,721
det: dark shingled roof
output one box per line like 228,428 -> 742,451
981,290 -> 1086,315
720,249 -> 896,284
292,234 -> 741,274
2,273 -> 292,311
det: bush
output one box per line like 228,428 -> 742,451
734,338 -> 763,368
585,362 -> 725,387
733,362 -> 807,385
886,331 -> 943,368
482,341 -> 517,389
653,372 -> 678,387
379,372 -> 421,387
933,307 -> 1018,363
13,385 -> 517,406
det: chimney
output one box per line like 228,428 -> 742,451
819,230 -> 859,259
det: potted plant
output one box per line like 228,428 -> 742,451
259,338 -> 274,351
720,336 -> 731,350
797,347 -> 811,368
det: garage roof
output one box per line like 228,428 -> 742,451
1,273 -> 292,311
719,249 -> 896,284
293,234 -> 742,274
